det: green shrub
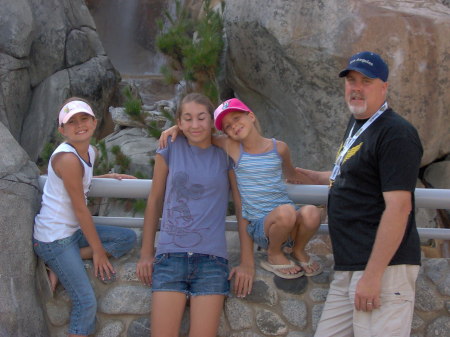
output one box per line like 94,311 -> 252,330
111,145 -> 131,173
132,199 -> 147,214
156,0 -> 224,104
134,171 -> 149,179
36,130 -> 64,173
122,86 -> 143,121
93,140 -> 114,176
147,121 -> 163,139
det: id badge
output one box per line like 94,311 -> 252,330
330,164 -> 340,182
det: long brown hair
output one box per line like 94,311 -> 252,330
176,93 -> 215,121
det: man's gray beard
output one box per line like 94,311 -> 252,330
347,101 -> 367,117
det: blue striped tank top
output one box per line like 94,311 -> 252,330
234,138 -> 294,221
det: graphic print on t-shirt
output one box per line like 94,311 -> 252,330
159,171 -> 206,248
330,141 -> 363,187
343,142 -> 363,164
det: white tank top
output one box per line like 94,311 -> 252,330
33,143 -> 95,242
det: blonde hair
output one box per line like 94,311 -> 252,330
252,113 -> 263,135
222,110 -> 263,136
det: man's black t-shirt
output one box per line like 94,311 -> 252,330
328,108 -> 423,271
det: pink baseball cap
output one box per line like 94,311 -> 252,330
58,100 -> 95,126
214,98 -> 251,131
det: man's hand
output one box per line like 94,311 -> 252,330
354,274 -> 382,312
288,167 -> 331,185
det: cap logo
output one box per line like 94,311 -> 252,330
222,102 -> 229,110
350,58 -> 374,67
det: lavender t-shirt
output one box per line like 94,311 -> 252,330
155,136 -> 231,259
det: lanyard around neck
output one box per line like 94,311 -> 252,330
329,102 -> 388,183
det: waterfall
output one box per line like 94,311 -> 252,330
91,0 -> 167,76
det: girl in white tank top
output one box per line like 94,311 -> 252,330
33,98 -> 136,336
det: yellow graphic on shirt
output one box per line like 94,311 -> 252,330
342,142 -> 363,164
330,142 -> 364,187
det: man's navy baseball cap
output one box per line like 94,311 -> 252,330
339,51 -> 389,82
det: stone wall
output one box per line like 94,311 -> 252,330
38,229 -> 450,337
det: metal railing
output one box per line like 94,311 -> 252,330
38,176 -> 450,240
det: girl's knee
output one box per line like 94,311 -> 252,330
116,229 -> 137,257
297,206 -> 321,230
302,205 -> 321,220
274,204 -> 297,224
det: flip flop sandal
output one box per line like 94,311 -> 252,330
260,260 -> 305,279
297,259 -> 323,277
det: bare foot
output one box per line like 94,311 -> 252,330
291,252 -> 323,276
46,267 -> 58,292
267,253 -> 302,276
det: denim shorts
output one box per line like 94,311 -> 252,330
152,252 -> 230,296
247,216 -> 295,250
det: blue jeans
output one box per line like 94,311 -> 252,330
152,253 -> 230,296
33,225 -> 136,335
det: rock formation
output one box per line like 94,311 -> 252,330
0,0 -> 120,162
1,0 -> 449,335
223,0 -> 450,170
0,123 -> 46,336
0,0 -> 119,335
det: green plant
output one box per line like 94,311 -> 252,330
37,142 -> 57,173
134,171 -> 149,179
147,120 -> 163,139
93,140 -> 114,176
111,145 -> 131,173
156,0 -> 225,104
147,104 -> 176,139
36,130 -> 64,173
132,199 -> 147,214
122,86 -> 144,122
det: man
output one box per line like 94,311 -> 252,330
298,51 -> 423,337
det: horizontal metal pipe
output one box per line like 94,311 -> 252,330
38,176 -> 450,239
92,216 -> 450,240
38,176 -> 450,209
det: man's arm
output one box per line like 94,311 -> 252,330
290,167 -> 331,185
354,190 -> 412,312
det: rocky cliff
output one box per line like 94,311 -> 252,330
0,0 -> 120,162
222,0 -> 450,170
0,0 -> 119,335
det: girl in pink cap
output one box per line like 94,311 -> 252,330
33,97 -> 136,337
161,97 -> 323,279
